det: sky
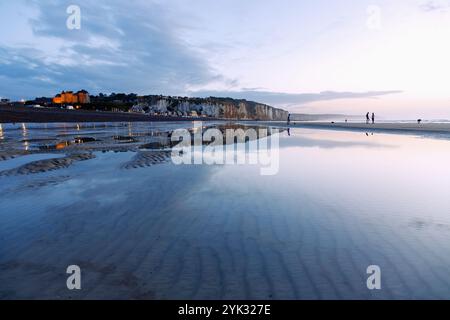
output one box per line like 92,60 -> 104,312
1,0 -> 450,118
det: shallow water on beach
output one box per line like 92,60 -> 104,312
0,122 -> 450,299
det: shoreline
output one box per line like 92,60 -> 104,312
2,105 -> 450,137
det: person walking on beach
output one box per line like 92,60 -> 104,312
366,112 -> 370,124
287,113 -> 291,125
372,112 -> 375,124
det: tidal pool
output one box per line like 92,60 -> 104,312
0,122 -> 449,299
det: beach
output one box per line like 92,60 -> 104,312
1,122 -> 450,299
3,105 -> 450,137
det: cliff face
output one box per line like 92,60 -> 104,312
134,96 -> 288,121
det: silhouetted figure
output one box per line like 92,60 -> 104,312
287,128 -> 291,136
287,114 -> 291,125
371,113 -> 375,124
417,119 -> 422,124
366,112 -> 370,124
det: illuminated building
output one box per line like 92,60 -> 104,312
53,90 -> 90,104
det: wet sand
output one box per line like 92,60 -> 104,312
1,123 -> 450,300
0,105 -> 213,123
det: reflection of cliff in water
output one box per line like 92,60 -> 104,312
139,124 -> 284,150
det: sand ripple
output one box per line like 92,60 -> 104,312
121,151 -> 172,169
0,153 -> 95,176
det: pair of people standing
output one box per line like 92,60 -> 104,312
366,112 -> 375,124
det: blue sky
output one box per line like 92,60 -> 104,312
1,0 -> 450,117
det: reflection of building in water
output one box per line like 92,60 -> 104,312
128,122 -> 133,137
0,124 -> 3,140
21,123 -> 29,151
53,90 -> 90,104
55,141 -> 69,150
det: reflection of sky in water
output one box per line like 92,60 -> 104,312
278,128 -> 450,220
275,129 -> 450,236
0,125 -> 450,299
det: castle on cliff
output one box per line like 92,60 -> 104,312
53,90 -> 90,104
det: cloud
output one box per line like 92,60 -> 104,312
190,89 -> 403,107
0,0 -> 220,99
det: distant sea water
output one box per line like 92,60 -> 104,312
286,114 -> 450,123
298,118 -> 450,124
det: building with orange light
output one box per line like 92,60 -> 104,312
53,90 -> 90,104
